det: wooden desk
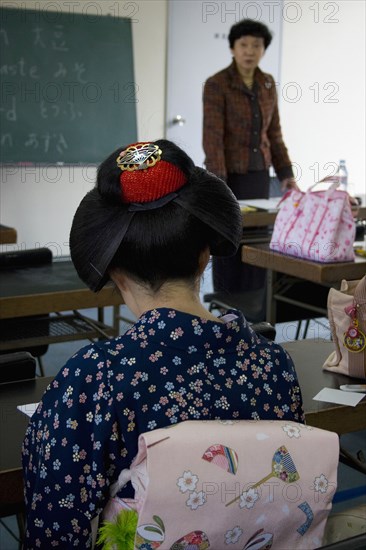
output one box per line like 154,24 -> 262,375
1,340 -> 364,479
283,340 -> 366,434
0,260 -> 124,351
0,260 -> 122,320
0,376 -> 51,513
0,341 -> 364,519
0,224 -> 17,245
242,243 -> 366,324
353,205 -> 366,220
242,209 -> 277,228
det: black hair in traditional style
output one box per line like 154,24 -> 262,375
70,139 -> 242,292
228,19 -> 273,49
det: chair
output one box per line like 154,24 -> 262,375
0,351 -> 36,383
322,505 -> 366,548
0,247 -> 53,376
204,289 -> 267,324
320,533 -> 366,550
203,285 -> 330,341
0,351 -> 37,549
98,419 -> 339,549
203,293 -> 276,340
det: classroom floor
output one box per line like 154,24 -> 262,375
1,265 -> 365,549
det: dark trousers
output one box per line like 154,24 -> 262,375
213,171 -> 269,295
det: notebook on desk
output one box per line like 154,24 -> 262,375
238,198 -> 280,212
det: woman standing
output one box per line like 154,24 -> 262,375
203,19 -> 298,295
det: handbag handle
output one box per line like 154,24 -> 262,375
354,275 -> 366,308
276,177 -> 341,210
308,179 -> 339,193
349,275 -> 366,380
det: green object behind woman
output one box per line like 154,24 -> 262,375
97,509 -> 138,550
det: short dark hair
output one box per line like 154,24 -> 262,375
70,139 -> 242,292
228,19 -> 273,49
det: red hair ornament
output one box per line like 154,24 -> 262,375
116,143 -> 187,204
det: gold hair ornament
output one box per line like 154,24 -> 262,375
116,143 -> 162,172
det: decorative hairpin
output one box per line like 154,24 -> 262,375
116,143 -> 162,172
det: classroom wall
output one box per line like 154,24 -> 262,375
280,0 -> 365,195
1,0 -> 365,256
0,0 -> 167,256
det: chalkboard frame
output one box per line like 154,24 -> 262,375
0,7 -> 137,164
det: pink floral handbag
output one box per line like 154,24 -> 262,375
98,419 -> 339,550
270,182 -> 355,262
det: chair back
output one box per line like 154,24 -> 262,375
102,420 -> 339,550
0,351 -> 36,383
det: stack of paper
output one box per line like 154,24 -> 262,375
238,198 -> 280,212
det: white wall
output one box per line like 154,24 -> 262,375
0,0 -> 167,256
280,0 -> 365,195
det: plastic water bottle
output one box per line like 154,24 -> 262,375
338,160 -> 348,191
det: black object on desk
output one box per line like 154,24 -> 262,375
0,351 -> 36,384
0,247 -> 52,270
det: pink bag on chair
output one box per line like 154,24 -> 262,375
270,182 -> 355,262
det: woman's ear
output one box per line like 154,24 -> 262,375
109,268 -> 128,292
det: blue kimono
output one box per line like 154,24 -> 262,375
22,308 -> 304,548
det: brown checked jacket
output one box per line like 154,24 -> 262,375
203,62 -> 293,182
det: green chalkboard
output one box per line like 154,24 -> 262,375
0,7 -> 137,164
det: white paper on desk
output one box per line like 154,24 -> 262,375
17,402 -> 40,418
238,198 -> 280,212
313,388 -> 365,407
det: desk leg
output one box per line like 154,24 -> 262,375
98,305 -> 120,337
266,269 -> 276,326
113,305 -> 120,335
97,307 -> 104,325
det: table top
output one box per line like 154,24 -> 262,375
242,210 -> 277,228
242,243 -> 366,284
0,224 -> 17,245
0,260 -> 123,319
283,339 -> 366,434
0,376 -> 51,472
1,340 -> 365,475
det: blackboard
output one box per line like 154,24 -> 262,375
0,7 -> 137,164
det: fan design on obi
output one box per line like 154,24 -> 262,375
202,443 -> 238,474
226,445 -> 299,507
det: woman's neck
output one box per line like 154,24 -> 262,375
236,65 -> 256,88
115,276 -> 224,323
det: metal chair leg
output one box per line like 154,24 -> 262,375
16,511 -> 26,549
302,319 -> 311,339
295,320 -> 302,340
37,357 -> 45,377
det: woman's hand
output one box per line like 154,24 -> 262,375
280,177 -> 300,192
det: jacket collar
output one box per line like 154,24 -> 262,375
228,61 -> 273,91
